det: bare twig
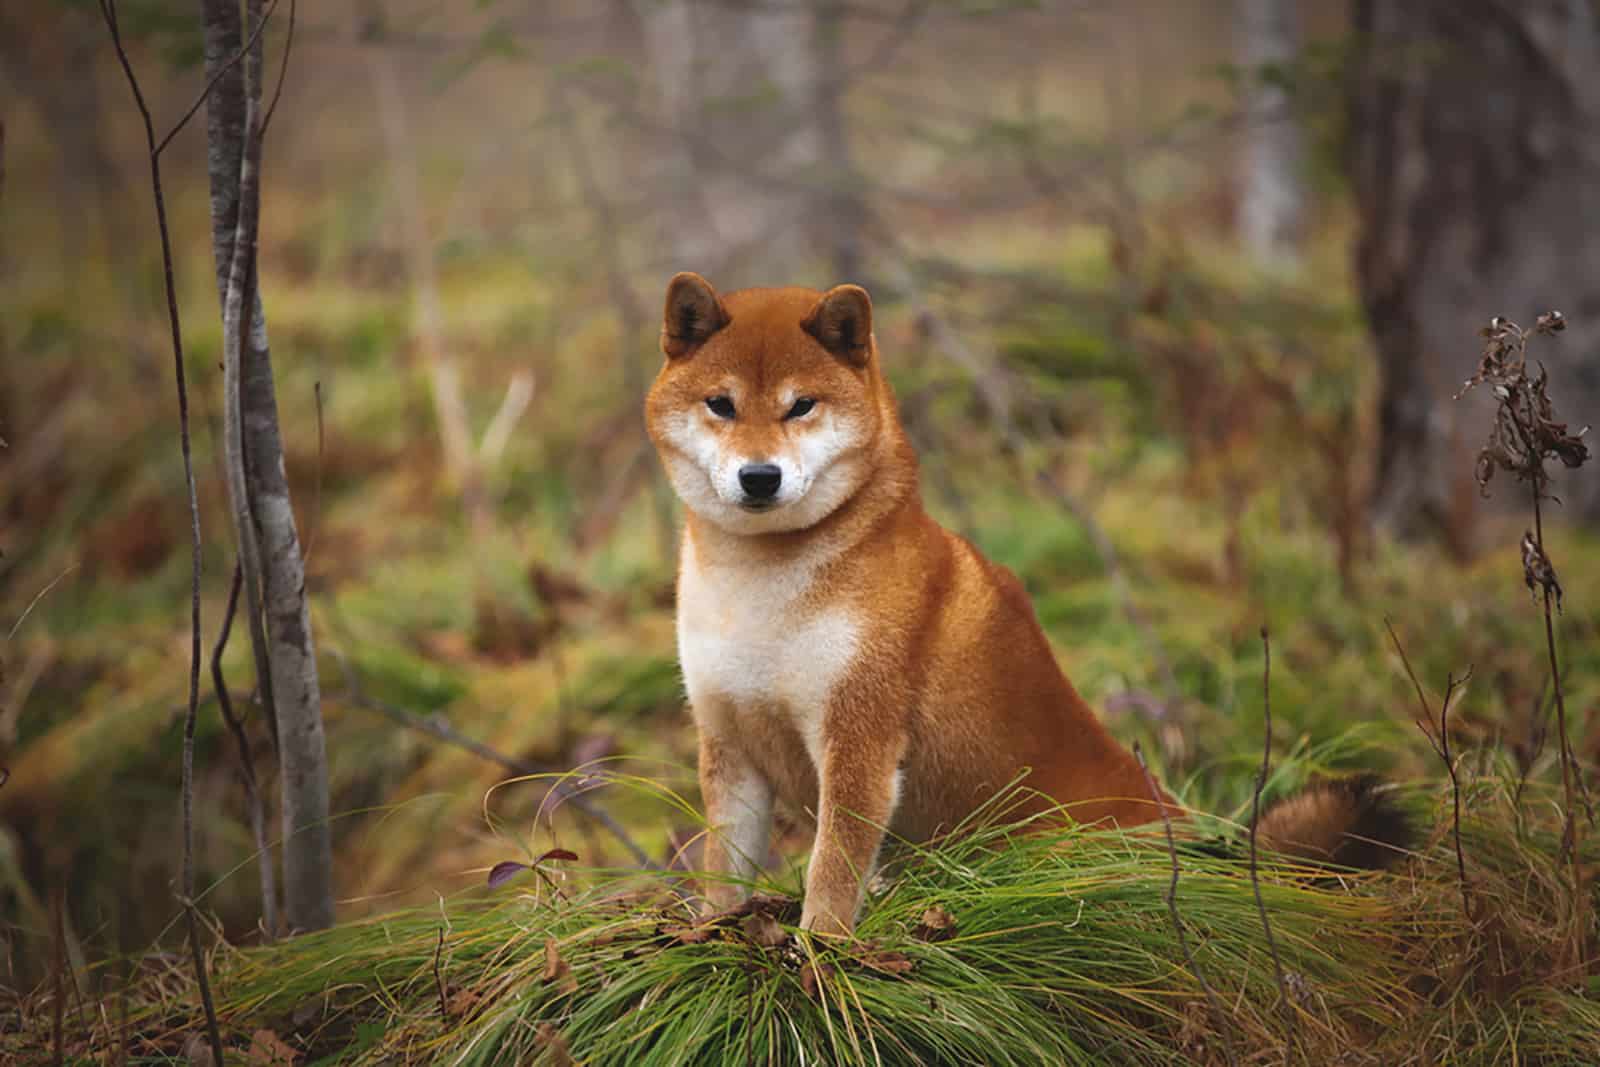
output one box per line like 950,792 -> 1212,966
326,648 -> 655,869
1250,626 -> 1296,1056
365,47 -> 489,535
302,381 -> 325,569
97,0 -> 223,1059
4,566 -> 78,644
51,888 -> 63,1067
1532,488 -> 1594,838
1386,619 -> 1471,916
433,926 -> 450,1021
1511,675 -> 1551,811
259,0 -> 296,137
549,80 -> 675,567
478,372 -> 537,469
214,561 -> 278,941
152,0 -> 282,158
1132,741 -> 1237,1067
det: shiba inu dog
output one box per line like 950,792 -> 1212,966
645,272 -> 1406,936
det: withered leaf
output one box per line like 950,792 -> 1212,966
914,904 -> 956,940
741,911 -> 789,948
537,1022 -> 575,1067
543,937 -> 578,994
247,1029 -> 300,1066
661,923 -> 714,945
1521,531 -> 1564,611
799,960 -> 834,998
860,950 -> 915,976
446,986 -> 483,1018
182,1034 -> 216,1067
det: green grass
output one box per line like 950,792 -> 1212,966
23,769 -> 1595,1066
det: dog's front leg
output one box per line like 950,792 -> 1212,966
800,728 -> 906,937
698,731 -> 773,912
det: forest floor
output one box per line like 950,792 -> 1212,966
4,165 -> 1598,1063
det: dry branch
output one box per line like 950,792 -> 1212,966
213,561 -> 278,941
95,0 -> 224,1058
327,648 -> 654,870
1249,626 -> 1295,1055
1132,741 -> 1237,1067
1386,619 -> 1471,917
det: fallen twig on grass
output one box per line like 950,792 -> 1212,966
1133,741 -> 1238,1067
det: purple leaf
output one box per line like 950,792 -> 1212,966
537,848 -> 579,864
487,861 -> 529,889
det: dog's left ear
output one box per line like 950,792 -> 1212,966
802,284 -> 873,367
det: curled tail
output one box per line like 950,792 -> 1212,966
1254,775 -> 1413,870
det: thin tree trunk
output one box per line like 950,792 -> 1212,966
550,81 -> 676,567
634,0 -> 818,284
813,3 -> 864,283
199,0 -> 278,759
365,49 -> 491,539
201,0 -> 334,932
1236,0 -> 1302,269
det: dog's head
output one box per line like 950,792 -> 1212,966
645,273 -> 885,535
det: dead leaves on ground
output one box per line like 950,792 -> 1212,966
247,1029 -> 300,1065
650,893 -> 946,1000
741,911 -> 788,948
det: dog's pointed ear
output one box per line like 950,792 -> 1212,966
801,284 -> 873,366
661,272 -> 729,358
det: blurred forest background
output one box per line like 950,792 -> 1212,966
1,0 -> 1597,1003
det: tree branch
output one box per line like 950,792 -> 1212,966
95,0 -> 223,1059
153,0 -> 282,159
325,648 -> 655,870
1250,626 -> 1296,1056
1133,741 -> 1237,1067
213,561 -> 278,941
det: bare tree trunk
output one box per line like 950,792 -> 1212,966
364,49 -> 492,539
1350,0 -> 1600,546
634,0 -> 820,284
550,80 -> 677,567
1236,0 -> 1302,269
813,3 -> 865,283
200,0 -> 334,932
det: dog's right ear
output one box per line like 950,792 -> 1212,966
661,272 -> 729,359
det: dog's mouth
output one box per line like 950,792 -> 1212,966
738,497 -> 780,512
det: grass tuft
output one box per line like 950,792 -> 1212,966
28,769 -> 1594,1066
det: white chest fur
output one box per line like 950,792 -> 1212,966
677,537 -> 860,758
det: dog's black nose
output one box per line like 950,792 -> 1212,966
738,463 -> 783,500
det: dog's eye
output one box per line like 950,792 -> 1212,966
705,396 -> 736,419
784,397 -> 816,420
